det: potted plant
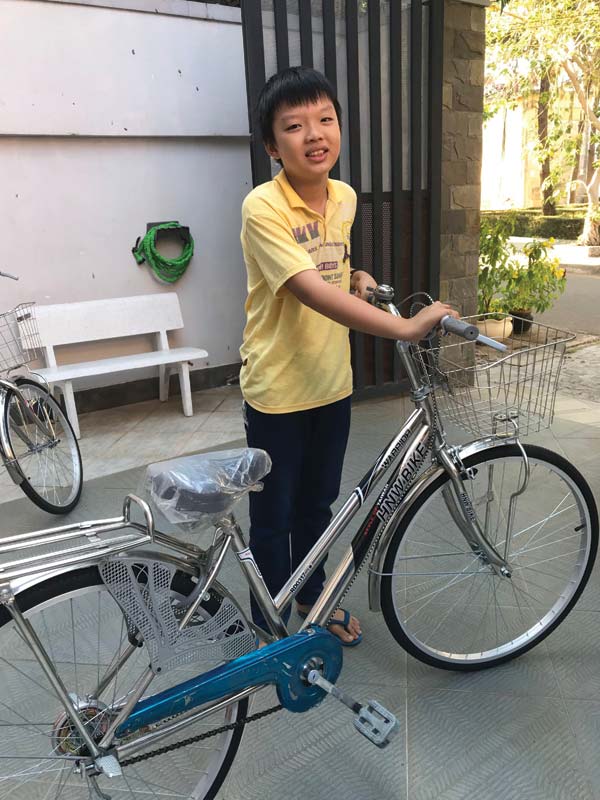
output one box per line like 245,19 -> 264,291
502,238 -> 567,333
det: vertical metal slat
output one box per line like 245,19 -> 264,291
274,0 -> 290,70
241,0 -> 270,185
299,0 -> 314,67
410,0 -> 423,294
390,0 -> 403,383
368,0 -> 384,387
322,0 -> 340,180
345,0 -> 364,391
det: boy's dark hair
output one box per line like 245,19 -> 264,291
258,66 -> 342,150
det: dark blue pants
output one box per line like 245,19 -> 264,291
244,396 -> 351,629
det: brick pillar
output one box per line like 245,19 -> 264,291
440,0 -> 486,316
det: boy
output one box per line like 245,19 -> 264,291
240,67 -> 456,645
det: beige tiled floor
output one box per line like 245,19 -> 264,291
1,383 -> 600,799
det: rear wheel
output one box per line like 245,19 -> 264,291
381,444 -> 598,670
3,378 -> 82,513
0,566 -> 249,799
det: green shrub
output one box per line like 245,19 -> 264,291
478,218 -> 567,316
481,210 -> 584,240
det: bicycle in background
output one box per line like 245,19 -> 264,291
0,285 -> 594,798
0,271 -> 82,512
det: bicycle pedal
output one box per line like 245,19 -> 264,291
306,670 -> 400,748
354,700 -> 400,749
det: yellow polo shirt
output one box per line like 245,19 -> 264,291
240,170 -> 356,413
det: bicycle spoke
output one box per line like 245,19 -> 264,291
0,575 -> 248,798
5,383 -> 80,510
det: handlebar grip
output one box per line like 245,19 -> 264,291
475,333 -> 508,352
440,315 -> 479,341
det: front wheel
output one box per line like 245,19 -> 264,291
381,444 -> 598,670
2,378 -> 82,513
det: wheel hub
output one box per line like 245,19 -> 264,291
52,698 -> 110,756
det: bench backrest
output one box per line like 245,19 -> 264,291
35,293 -> 184,348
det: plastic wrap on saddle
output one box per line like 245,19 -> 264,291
144,448 -> 272,526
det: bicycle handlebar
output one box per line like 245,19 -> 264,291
440,314 -> 508,352
367,284 -> 508,352
440,315 -> 478,340
0,271 -> 18,281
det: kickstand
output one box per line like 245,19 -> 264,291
85,774 -> 111,800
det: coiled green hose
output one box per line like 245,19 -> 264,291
133,222 -> 194,283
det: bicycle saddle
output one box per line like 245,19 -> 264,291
144,448 -> 272,524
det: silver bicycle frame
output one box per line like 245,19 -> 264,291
0,301 -> 518,762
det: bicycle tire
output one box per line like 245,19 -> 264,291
380,444 -> 598,670
0,565 -> 249,800
2,378 -> 82,513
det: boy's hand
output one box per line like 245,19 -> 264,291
350,270 -> 376,301
407,302 -> 459,342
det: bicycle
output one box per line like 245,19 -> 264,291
0,285 -> 595,799
0,271 -> 82,512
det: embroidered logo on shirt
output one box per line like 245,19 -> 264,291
292,220 -> 320,244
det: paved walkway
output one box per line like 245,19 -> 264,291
511,237 -> 600,275
560,342 -> 600,403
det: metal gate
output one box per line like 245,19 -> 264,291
241,0 -> 444,395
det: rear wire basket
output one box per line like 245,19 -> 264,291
0,303 -> 42,373
411,314 -> 575,438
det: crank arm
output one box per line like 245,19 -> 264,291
116,627 -> 343,737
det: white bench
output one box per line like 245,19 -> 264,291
34,293 -> 208,439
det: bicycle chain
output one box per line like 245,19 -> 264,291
119,702 -> 283,767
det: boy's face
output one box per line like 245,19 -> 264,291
266,97 -> 341,183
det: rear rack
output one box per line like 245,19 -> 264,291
0,495 -> 154,582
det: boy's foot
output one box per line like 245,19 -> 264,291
296,603 -> 362,645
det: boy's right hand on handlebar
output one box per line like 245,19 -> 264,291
404,302 -> 458,342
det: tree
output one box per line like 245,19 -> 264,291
486,0 -> 600,244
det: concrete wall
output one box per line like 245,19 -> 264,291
0,0 -> 250,390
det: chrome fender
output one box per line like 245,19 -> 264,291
368,436 -> 509,611
0,392 -> 24,484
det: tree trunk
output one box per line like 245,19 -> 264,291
538,73 -> 556,215
568,115 -> 586,205
586,90 -> 600,185
579,166 -> 600,246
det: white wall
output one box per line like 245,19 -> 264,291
481,106 -> 526,210
0,0 -> 250,388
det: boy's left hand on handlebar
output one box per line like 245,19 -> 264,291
408,302 -> 459,342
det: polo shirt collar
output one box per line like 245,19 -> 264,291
274,169 -> 342,212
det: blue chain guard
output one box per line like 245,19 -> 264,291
118,626 -> 343,737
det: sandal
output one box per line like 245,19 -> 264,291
297,606 -> 362,648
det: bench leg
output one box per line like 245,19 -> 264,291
159,365 -> 171,402
61,381 -> 81,439
177,362 -> 193,417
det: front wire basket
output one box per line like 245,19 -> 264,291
411,314 -> 575,438
0,303 -> 42,373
